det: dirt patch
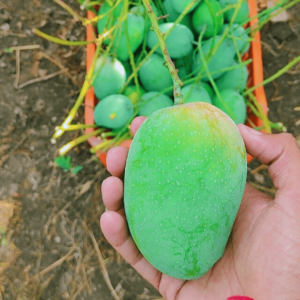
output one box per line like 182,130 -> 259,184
0,1 -> 300,299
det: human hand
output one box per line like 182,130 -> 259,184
100,117 -> 300,300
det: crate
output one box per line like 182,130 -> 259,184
84,0 -> 268,166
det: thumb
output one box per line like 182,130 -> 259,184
238,124 -> 300,195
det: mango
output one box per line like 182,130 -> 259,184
147,23 -> 194,59
193,35 -> 236,81
215,61 -> 248,92
192,0 -> 224,38
138,54 -> 173,96
123,85 -> 146,106
124,102 -> 247,279
170,0 -> 202,13
138,92 -> 173,117
94,94 -> 134,129
212,89 -> 246,124
113,13 -> 145,61
219,0 -> 249,24
92,56 -> 126,100
182,82 -> 212,104
163,0 -> 192,29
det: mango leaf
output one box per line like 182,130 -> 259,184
54,155 -> 72,170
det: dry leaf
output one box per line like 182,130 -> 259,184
77,180 -> 93,198
0,201 -> 15,231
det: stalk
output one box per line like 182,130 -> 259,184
55,123 -> 98,131
58,128 -> 104,156
141,0 -> 183,105
51,43 -> 103,142
33,29 -> 94,46
53,0 -> 86,22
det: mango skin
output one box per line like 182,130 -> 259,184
124,102 -> 247,280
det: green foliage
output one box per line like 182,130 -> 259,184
55,156 -> 83,174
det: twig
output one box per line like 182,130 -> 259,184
53,0 -> 85,22
17,69 -> 67,89
250,164 -> 267,174
39,51 -> 80,87
142,0 -> 183,105
10,45 -> 41,51
0,130 -> 30,167
14,49 -> 20,88
249,182 -> 276,197
29,245 -> 77,281
88,229 -> 121,300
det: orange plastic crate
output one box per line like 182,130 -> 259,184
85,0 -> 268,166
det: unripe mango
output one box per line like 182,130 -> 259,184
124,102 -> 247,279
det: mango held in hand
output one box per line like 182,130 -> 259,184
124,102 -> 247,279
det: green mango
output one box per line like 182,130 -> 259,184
163,0 -> 192,29
174,52 -> 193,80
138,54 -> 173,96
94,94 -> 134,129
97,1 -> 124,45
138,92 -> 174,117
215,61 -> 248,92
219,0 -> 249,24
170,0 -> 202,13
113,13 -> 145,61
201,81 -> 214,98
124,102 -> 247,279
212,89 -> 246,124
123,85 -> 146,106
192,35 -> 236,81
192,0 -> 224,38
219,24 -> 250,54
92,56 -> 126,100
147,23 -> 194,59
130,3 -> 162,32
182,83 -> 212,104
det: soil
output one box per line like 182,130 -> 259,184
0,1 -> 299,299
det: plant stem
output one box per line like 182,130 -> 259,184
55,123 -> 98,131
51,43 -> 103,142
53,0 -> 85,22
33,28 -> 94,46
244,55 -> 300,96
59,128 -> 104,156
141,0 -> 183,105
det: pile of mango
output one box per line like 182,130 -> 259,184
92,0 -> 251,129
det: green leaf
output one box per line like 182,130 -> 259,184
4,48 -> 13,53
55,155 -> 73,170
70,165 -> 83,174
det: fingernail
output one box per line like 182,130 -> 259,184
246,126 -> 264,135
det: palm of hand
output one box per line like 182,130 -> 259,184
101,119 -> 300,300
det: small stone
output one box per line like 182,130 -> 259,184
54,236 -> 61,244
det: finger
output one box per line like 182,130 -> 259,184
101,176 -> 123,212
238,124 -> 300,194
131,116 -> 146,135
100,211 -> 162,289
106,146 -> 129,178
